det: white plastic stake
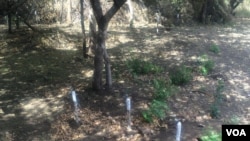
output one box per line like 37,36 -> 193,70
176,121 -> 182,141
126,97 -> 131,111
71,90 -> 80,123
72,91 -> 77,103
126,97 -> 132,130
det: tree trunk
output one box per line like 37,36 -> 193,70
66,0 -> 72,24
15,13 -> 20,29
88,4 -> 97,56
191,0 -> 232,24
92,31 -> 104,90
90,0 -> 126,91
8,13 -> 12,33
213,0 -> 231,23
201,0 -> 208,24
60,0 -> 64,23
7,0 -> 12,33
230,0 -> 243,14
80,0 -> 87,58
104,48 -> 112,89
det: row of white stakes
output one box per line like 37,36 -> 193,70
71,91 -> 182,141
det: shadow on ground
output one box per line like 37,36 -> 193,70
0,18 -> 250,140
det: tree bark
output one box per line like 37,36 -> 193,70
8,13 -> 12,33
15,15 -> 20,29
88,1 -> 97,56
80,0 -> 87,58
104,49 -> 112,89
92,33 -> 104,90
90,0 -> 126,91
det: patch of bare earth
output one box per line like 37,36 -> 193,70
0,18 -> 250,141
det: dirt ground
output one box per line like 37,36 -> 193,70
0,18 -> 249,141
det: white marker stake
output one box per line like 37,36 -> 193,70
72,91 -> 77,103
126,97 -> 131,111
71,91 -> 79,123
176,121 -> 182,141
126,97 -> 131,130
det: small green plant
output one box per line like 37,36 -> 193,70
152,79 -> 177,100
210,104 -> 220,118
210,80 -> 224,118
210,44 -> 220,54
198,55 -> 215,75
169,65 -> 192,85
215,80 -> 224,102
126,58 -> 163,75
142,100 -> 169,123
142,110 -> 153,123
200,128 -> 222,141
142,79 -> 177,123
228,115 -> 240,124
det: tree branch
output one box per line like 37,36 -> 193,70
90,0 -> 127,30
18,14 -> 38,32
90,0 -> 103,23
105,0 -> 127,23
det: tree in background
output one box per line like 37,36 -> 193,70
80,0 -> 87,58
189,0 -> 243,24
229,0 -> 244,15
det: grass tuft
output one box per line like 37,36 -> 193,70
198,55 -> 215,75
209,44 -> 220,54
169,65 -> 192,85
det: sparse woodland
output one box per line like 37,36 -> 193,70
0,0 -> 250,140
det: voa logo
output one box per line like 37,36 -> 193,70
226,129 -> 246,136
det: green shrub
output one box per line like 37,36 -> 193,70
152,79 -> 177,100
198,55 -> 215,75
169,65 -> 192,85
126,58 -> 163,75
142,100 -> 169,123
200,128 -> 222,141
210,44 -> 220,54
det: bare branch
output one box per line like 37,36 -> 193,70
105,0 -> 127,23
